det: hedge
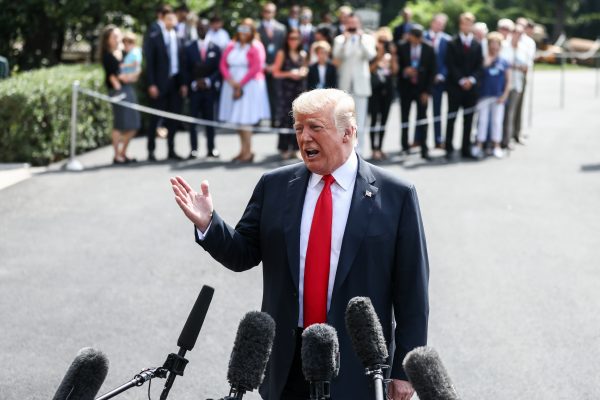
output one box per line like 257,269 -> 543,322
0,64 -> 112,166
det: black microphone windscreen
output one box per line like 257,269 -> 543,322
177,285 -> 215,351
345,296 -> 389,368
227,311 -> 276,391
403,347 -> 460,400
301,323 -> 340,382
52,347 -> 109,400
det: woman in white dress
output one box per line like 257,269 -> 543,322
219,18 -> 271,162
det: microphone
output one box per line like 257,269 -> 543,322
159,285 -> 215,400
345,297 -> 389,400
52,347 -> 109,400
224,311 -> 276,399
301,323 -> 340,400
403,347 -> 460,400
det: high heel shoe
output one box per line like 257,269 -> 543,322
234,153 -> 254,163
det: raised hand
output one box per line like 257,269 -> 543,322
170,176 -> 213,231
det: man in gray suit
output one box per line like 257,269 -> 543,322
258,2 -> 287,127
171,89 -> 429,400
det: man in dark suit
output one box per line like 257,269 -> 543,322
170,88 -> 429,400
185,18 -> 221,159
258,2 -> 287,127
307,41 -> 337,90
445,12 -> 483,159
393,7 -> 414,45
424,13 -> 452,148
397,25 -> 436,160
145,7 -> 187,161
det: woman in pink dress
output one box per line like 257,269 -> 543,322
219,18 -> 271,163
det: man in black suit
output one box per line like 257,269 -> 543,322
397,25 -> 436,159
171,88 -> 429,400
258,2 -> 287,127
393,7 -> 414,45
445,12 -> 483,159
307,41 -> 337,90
145,7 -> 187,161
185,18 -> 221,159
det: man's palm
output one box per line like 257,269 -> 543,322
170,176 -> 213,231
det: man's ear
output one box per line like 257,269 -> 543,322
343,126 -> 355,143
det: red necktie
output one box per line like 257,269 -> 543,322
304,175 -> 334,327
463,42 -> 470,53
200,44 -> 207,60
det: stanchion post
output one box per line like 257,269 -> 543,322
560,55 -> 565,109
595,54 -> 599,99
528,62 -> 534,129
66,80 -> 84,171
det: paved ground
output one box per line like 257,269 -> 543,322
1,69 -> 600,400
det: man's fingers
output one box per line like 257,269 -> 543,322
200,180 -> 210,197
175,176 -> 194,194
172,185 -> 189,204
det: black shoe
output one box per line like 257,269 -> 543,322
421,152 -> 431,161
207,149 -> 220,158
168,152 -> 184,161
148,153 -> 157,162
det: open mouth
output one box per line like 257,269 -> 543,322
305,149 -> 319,159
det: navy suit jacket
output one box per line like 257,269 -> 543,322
184,41 -> 221,95
195,156 -> 429,399
307,62 -> 337,90
424,31 -> 451,80
144,29 -> 185,93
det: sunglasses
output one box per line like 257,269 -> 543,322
237,26 -> 252,34
288,36 -> 300,40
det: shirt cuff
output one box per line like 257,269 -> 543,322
435,74 -> 445,82
204,78 -> 211,88
191,81 -> 198,91
468,76 -> 476,84
195,221 -> 212,241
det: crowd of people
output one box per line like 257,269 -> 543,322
100,4 -> 538,164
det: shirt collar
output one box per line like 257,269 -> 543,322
308,151 -> 358,191
460,32 -> 473,43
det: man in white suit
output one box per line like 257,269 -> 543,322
332,14 -> 376,156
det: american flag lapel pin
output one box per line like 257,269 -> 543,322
365,190 -> 373,198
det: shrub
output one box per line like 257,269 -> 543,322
0,64 -> 111,166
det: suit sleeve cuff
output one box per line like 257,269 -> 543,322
195,220 -> 213,241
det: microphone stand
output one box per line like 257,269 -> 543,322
94,349 -> 189,400
95,367 -> 168,400
365,364 -> 389,400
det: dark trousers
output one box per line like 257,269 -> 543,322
446,87 -> 477,156
189,90 -> 216,153
431,82 -> 445,145
281,328 -> 310,400
147,77 -> 183,155
400,90 -> 428,156
369,86 -> 393,151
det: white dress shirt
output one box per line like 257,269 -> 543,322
206,28 -> 231,50
297,151 -> 358,326
197,152 -> 359,328
317,64 -> 326,88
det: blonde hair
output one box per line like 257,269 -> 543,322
292,89 -> 357,135
375,27 -> 393,42
487,31 -> 504,45
311,40 -> 331,54
460,12 -> 476,24
122,31 -> 137,45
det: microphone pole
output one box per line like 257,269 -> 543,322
159,285 -> 215,400
95,285 -> 214,400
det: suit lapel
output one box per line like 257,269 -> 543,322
331,158 -> 379,299
284,165 -> 310,291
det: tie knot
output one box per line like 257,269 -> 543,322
322,174 -> 335,186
